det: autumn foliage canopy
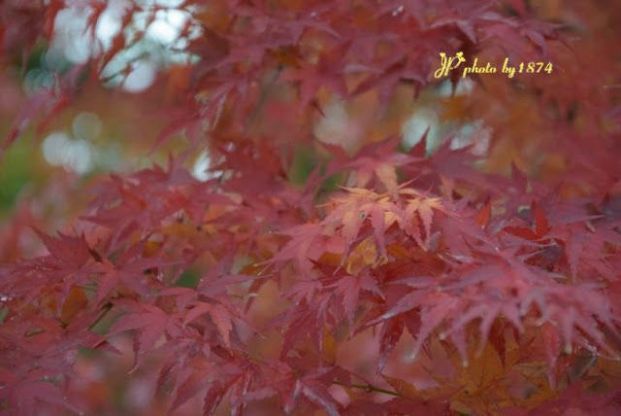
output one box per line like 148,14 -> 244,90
0,0 -> 620,414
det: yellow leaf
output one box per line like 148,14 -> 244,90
346,237 -> 378,274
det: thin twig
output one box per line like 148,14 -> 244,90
89,302 -> 113,331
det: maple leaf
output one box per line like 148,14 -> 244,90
184,301 -> 235,348
330,270 -> 383,324
400,189 -> 445,249
282,42 -> 349,112
267,222 -> 326,274
323,137 -> 417,194
110,303 -> 178,370
34,230 -> 93,269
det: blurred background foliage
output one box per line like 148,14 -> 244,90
1,0 -> 618,231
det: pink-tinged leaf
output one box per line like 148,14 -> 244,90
371,291 -> 425,324
203,381 -> 229,416
446,302 -> 502,355
504,226 -> 539,241
565,229 -> 585,279
184,302 -> 213,326
229,373 -> 252,416
522,27 -> 547,54
183,301 -> 234,348
268,223 -> 323,272
156,359 -> 178,396
475,199 -> 492,228
501,303 -> 524,334
532,201 -> 550,236
17,381 -> 83,415
456,20 -> 477,43
239,386 -> 277,405
370,206 -> 387,258
410,296 -> 459,360
209,304 -> 233,349
34,230 -> 91,267
333,271 -> 384,324
404,197 -> 442,247
284,380 -> 303,414
110,305 -> 170,365
172,372 -> 210,411
374,163 -> 399,195
379,318 -> 404,371
96,262 -> 119,304
341,210 -> 365,245
450,325 -> 468,365
393,276 -> 437,289
559,307 -> 576,354
301,381 -> 340,416
337,276 -> 360,324
542,323 -> 561,387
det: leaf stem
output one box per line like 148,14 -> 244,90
333,381 -> 401,397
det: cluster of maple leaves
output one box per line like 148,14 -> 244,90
1,0 -> 620,414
